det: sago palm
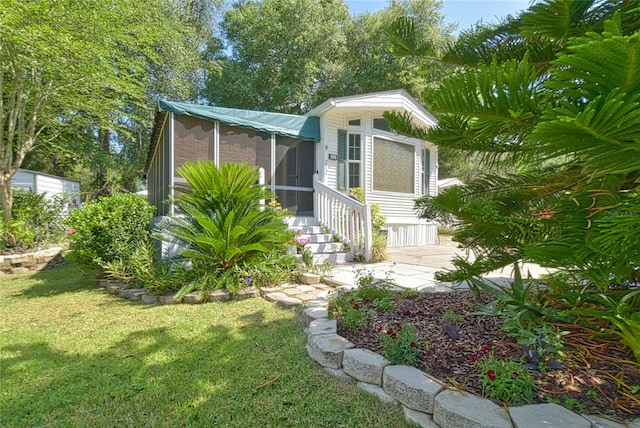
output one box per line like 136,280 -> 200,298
161,161 -> 293,297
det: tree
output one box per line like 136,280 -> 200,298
204,0 -> 454,112
0,0 -> 214,220
386,0 -> 640,287
205,0 -> 351,114
314,0 -> 455,106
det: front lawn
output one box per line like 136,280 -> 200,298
0,260 -> 410,427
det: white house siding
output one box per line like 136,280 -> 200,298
12,169 -> 81,214
317,107 -> 438,247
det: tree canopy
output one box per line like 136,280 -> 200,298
204,0 -> 454,113
0,0 -> 217,220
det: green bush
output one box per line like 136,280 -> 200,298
2,189 -> 66,251
66,193 -> 155,267
160,161 -> 293,297
1,220 -> 35,250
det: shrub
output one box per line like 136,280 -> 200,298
350,187 -> 388,262
102,240 -> 178,294
2,188 -> 66,251
66,193 -> 155,267
472,348 -> 535,405
328,293 -> 367,330
238,253 -> 299,288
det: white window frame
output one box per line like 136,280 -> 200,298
346,118 -> 362,190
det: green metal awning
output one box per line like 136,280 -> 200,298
160,101 -> 320,142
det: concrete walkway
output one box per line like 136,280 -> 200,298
325,241 -> 556,292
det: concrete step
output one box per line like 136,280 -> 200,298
285,216 -> 316,227
306,242 -> 345,253
297,233 -> 334,243
313,252 -> 354,265
296,225 -> 324,234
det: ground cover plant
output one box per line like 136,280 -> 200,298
332,285 -> 640,421
0,261 -> 412,427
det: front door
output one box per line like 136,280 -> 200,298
274,137 -> 315,216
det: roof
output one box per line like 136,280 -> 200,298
160,101 -> 320,142
306,89 -> 438,128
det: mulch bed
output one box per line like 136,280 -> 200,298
336,290 -> 640,422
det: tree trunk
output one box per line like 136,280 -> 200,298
0,171 -> 13,223
97,128 -> 110,194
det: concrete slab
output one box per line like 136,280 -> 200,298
327,243 -> 556,292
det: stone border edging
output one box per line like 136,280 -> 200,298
96,272 -> 327,307
300,300 -> 638,428
0,247 -> 65,275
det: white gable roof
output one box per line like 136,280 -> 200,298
306,89 -> 438,128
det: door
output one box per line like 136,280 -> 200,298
275,137 -> 315,216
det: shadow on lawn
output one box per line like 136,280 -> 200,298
5,260 -> 99,299
1,306 -> 403,427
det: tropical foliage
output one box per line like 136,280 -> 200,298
386,0 -> 640,360
160,161 -> 294,297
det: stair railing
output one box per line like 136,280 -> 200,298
313,174 -> 373,262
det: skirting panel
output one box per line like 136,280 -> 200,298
382,222 -> 438,247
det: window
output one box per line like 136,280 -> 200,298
348,118 -> 361,126
373,138 -> 414,193
421,148 -> 430,195
348,133 -> 361,188
373,117 -> 391,132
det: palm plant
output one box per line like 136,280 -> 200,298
386,0 -> 640,360
160,161 -> 293,298
386,0 -> 639,285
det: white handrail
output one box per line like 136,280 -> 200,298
313,174 -> 373,261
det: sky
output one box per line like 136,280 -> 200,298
346,0 -> 531,34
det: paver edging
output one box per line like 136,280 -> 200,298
0,247 -> 65,275
96,276 -> 261,306
300,299 -> 639,428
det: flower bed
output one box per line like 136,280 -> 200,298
331,289 -> 640,422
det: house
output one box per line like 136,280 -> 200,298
437,177 -> 464,194
144,89 -> 439,261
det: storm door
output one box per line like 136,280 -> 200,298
274,136 -> 315,216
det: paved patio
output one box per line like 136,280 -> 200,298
325,241 -> 556,292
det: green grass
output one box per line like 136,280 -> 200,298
0,260 -> 412,427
